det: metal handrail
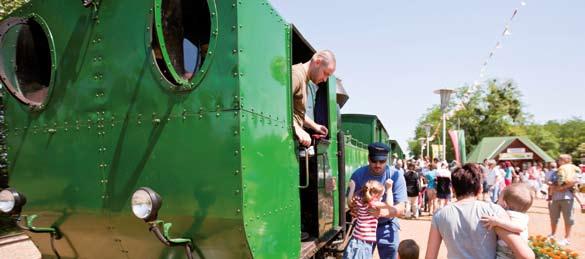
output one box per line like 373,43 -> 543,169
343,134 -> 367,149
299,147 -> 310,189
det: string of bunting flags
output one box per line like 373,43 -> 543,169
478,1 -> 527,80
426,1 -> 527,153
453,0 -> 527,118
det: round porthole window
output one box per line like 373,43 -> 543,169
0,15 -> 55,108
152,0 -> 217,89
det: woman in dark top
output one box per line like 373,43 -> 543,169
435,162 -> 452,208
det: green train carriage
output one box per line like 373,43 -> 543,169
388,139 -> 405,160
341,113 -> 402,164
341,114 -> 390,146
0,0 -> 381,258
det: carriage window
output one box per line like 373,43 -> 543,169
0,18 -> 52,106
152,0 -> 211,85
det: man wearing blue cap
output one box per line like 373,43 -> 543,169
346,142 -> 407,259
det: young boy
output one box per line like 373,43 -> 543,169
557,154 -> 580,187
480,183 -> 533,259
344,180 -> 393,259
397,239 -> 419,259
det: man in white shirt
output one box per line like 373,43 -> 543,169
486,159 -> 503,203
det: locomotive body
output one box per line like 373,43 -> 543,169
0,1 -> 394,258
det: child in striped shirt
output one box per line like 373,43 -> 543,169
344,180 -> 393,259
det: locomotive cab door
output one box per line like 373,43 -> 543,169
291,26 -> 338,257
298,81 -> 333,238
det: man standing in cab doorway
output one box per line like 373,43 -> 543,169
291,50 -> 336,147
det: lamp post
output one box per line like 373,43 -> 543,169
423,123 -> 432,159
433,88 -> 455,161
418,137 -> 426,159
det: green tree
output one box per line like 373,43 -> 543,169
573,143 -> 585,164
557,119 -> 585,154
410,79 -> 526,161
0,0 -> 29,20
539,118 -> 585,163
410,78 -> 585,163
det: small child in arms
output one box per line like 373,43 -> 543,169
481,183 -> 533,259
344,179 -> 393,259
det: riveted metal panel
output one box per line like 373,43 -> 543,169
235,0 -> 302,257
100,111 -> 247,259
240,110 -> 298,258
342,143 -> 369,185
6,122 -> 103,208
236,0 -> 290,126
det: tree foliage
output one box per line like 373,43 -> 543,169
410,79 -> 524,160
0,0 -> 29,20
409,79 -> 585,164
574,143 -> 585,164
542,119 -> 585,163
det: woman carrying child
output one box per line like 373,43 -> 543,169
424,164 -> 534,259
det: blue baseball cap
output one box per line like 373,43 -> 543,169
368,142 -> 390,161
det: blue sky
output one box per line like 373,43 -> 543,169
269,0 -> 585,153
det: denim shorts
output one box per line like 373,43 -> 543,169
343,238 -> 374,259
549,199 -> 575,225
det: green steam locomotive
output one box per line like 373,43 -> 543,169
0,0 -> 400,258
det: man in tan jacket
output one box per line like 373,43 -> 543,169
291,50 -> 336,146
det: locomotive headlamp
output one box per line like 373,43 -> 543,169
131,187 -> 162,222
131,188 -> 193,258
0,188 -> 27,215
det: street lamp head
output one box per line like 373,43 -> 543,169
433,88 -> 455,112
423,123 -> 432,136
434,88 -> 454,161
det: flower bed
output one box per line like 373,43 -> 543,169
529,235 -> 579,259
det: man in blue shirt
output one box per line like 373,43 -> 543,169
347,142 -> 407,259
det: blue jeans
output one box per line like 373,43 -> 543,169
489,184 -> 500,203
375,220 -> 400,259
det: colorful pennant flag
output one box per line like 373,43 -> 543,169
448,130 -> 467,164
431,144 -> 442,160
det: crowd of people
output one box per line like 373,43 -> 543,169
342,142 -> 584,259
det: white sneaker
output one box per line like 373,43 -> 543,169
546,234 -> 555,240
558,239 -> 570,246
